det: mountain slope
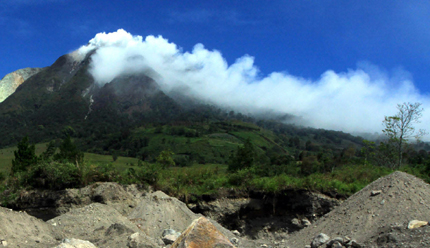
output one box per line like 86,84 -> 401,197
0,67 -> 45,103
0,50 -> 365,168
0,51 -> 188,148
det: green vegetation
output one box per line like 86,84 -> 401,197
11,136 -> 37,175
1,127 -> 430,205
1,99 -> 430,206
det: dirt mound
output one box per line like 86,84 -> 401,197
46,203 -> 159,247
128,191 -> 236,241
287,171 -> 430,247
10,182 -> 139,220
0,206 -> 62,247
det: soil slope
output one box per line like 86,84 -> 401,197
0,206 -> 62,247
287,171 -> 430,247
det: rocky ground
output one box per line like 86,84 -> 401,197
1,171 -> 429,247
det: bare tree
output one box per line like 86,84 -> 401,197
382,102 -> 427,168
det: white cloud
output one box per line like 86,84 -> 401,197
77,29 -> 430,138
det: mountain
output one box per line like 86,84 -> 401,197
0,67 -> 45,103
0,50 -> 365,166
0,50 -> 182,145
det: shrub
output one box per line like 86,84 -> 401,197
228,168 -> 255,187
133,162 -> 159,185
27,161 -> 81,190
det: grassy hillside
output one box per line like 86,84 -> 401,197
0,144 -> 139,175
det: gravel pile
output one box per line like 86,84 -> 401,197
287,171 -> 430,247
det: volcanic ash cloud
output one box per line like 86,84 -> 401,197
76,29 -> 430,137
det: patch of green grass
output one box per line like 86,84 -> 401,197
84,153 -> 139,171
157,164 -> 229,198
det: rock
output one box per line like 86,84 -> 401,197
127,233 -> 158,248
408,220 -> 428,229
162,229 -> 181,237
291,218 -> 301,228
161,229 -> 181,244
370,190 -> 382,196
231,230 -> 241,236
311,233 -> 330,248
230,237 -> 240,246
0,240 -> 7,247
302,218 -> 312,227
331,241 -> 343,248
327,237 -> 344,247
54,238 -> 96,248
163,234 -> 179,245
291,217 -> 311,229
171,217 -> 236,248
345,240 -> 362,248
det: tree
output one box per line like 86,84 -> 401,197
156,150 -> 175,169
40,140 -> 57,161
228,138 -> 256,172
382,102 -> 427,168
54,135 -> 84,165
11,136 -> 38,175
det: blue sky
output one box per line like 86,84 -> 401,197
1,0 -> 429,91
1,0 -> 430,135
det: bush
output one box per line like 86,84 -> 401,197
228,168 -> 255,186
132,162 -> 159,185
27,161 -> 81,190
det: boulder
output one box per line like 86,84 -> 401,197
171,217 -> 236,248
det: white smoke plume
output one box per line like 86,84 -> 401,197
77,29 -> 430,138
